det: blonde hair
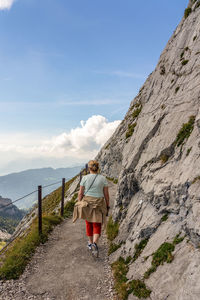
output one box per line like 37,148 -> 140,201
88,160 -> 99,173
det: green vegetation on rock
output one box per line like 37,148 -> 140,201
161,214 -> 169,222
112,256 -> 151,299
144,242 -> 174,279
126,123 -> 137,139
182,59 -> 189,66
160,154 -> 169,164
184,7 -> 192,18
192,176 -> 200,184
175,115 -> 195,147
186,147 -> 192,156
129,280 -> 151,299
106,216 -> 119,241
111,257 -> 129,300
108,242 -> 122,255
133,239 -> 149,262
175,86 -> 180,93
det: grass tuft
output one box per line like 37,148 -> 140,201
106,216 -> 119,241
192,176 -> 200,184
175,86 -> 180,94
129,279 -> 151,299
173,234 -> 185,245
182,59 -> 189,66
184,7 -> 192,18
126,123 -> 137,139
144,242 -> 174,279
133,239 -> 149,262
108,242 -> 122,255
175,116 -> 195,147
161,214 -> 168,222
186,147 -> 192,156
111,257 -> 129,300
160,154 -> 169,164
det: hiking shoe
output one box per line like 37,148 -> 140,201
87,242 -> 92,251
91,243 -> 99,258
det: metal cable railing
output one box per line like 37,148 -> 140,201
0,178 -> 68,255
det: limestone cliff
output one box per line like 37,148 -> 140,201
96,1 -> 200,299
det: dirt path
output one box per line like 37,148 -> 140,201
0,181 -> 117,300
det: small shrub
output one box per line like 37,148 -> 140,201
184,7 -> 192,19
193,35 -> 197,41
126,122 -> 137,139
175,86 -> 180,93
132,106 -> 142,120
105,143 -> 110,150
133,239 -> 149,262
160,154 -> 169,164
161,104 -> 166,110
143,266 -> 157,279
171,79 -> 174,83
173,234 -> 185,245
182,59 -> 189,65
196,51 -> 200,55
175,116 -> 195,147
106,216 -> 119,241
152,242 -> 175,266
108,242 -> 122,255
186,147 -> 192,156
180,51 -> 184,59
161,214 -> 168,222
192,176 -> 200,184
129,280 -> 151,299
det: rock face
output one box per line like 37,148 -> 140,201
0,196 -> 24,220
96,2 -> 200,299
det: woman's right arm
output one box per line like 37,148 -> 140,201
103,186 -> 110,207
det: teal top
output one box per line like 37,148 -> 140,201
80,174 -> 108,198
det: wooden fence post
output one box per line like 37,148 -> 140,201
61,178 -> 65,217
38,185 -> 42,235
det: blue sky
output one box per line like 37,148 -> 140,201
0,0 -> 189,174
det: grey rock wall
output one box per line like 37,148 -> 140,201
96,2 -> 200,299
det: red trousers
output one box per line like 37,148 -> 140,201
85,220 -> 101,236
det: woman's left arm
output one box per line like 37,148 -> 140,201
78,186 -> 85,201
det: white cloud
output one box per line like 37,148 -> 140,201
0,0 -> 15,10
0,115 -> 121,174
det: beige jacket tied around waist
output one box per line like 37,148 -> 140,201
72,195 -> 107,227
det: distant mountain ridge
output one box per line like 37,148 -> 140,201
0,166 -> 83,209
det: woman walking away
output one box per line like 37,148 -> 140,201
73,160 -> 110,257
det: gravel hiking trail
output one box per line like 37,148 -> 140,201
0,181 -> 117,300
